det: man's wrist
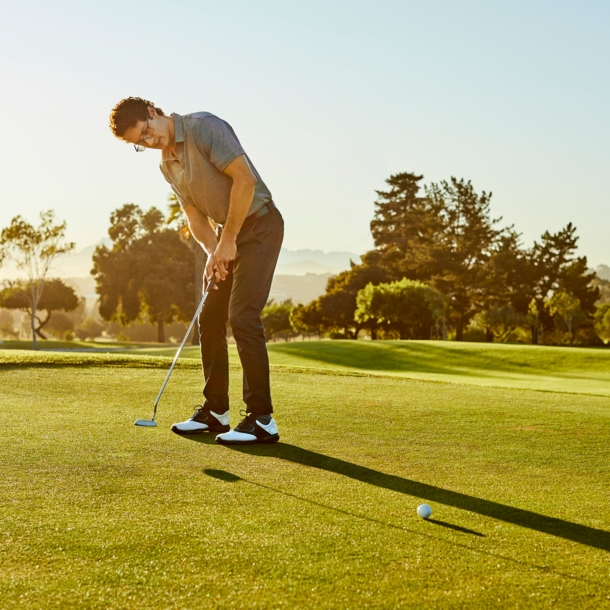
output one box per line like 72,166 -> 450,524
220,231 -> 238,242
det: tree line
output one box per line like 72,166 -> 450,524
1,171 -> 609,347
270,172 -> 608,346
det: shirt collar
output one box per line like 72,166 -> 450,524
172,113 -> 185,143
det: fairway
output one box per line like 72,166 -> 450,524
120,340 -> 610,397
1,350 -> 609,608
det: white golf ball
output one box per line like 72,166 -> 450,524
417,504 -> 432,519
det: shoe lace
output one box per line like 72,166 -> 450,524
235,410 -> 258,431
193,404 -> 205,415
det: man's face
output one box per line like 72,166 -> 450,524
122,107 -> 171,150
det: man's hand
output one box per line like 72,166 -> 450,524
204,254 -> 218,288
212,236 -> 237,282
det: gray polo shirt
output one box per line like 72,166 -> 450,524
160,112 -> 273,224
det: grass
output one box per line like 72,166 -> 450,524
1,348 -> 609,608
108,339 -> 610,396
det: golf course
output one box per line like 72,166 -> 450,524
1,340 -> 609,608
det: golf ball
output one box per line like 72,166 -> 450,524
417,504 -> 432,519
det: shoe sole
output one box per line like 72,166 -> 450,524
171,425 -> 231,435
216,434 -> 280,445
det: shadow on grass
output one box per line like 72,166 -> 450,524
203,468 -> 485,538
268,340 -> 610,381
188,436 -> 610,552
203,467 -> 484,539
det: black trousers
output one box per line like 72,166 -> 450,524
198,207 -> 284,415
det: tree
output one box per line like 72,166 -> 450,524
0,279 -> 79,339
474,306 -> 524,343
594,303 -> 610,345
368,172 -> 444,279
546,291 -> 583,345
314,264 -> 390,338
75,318 -> 106,341
425,178 -> 503,340
290,302 -> 324,339
0,309 -> 18,339
92,204 -> 196,343
167,194 -> 208,345
365,173 -> 504,340
529,224 -> 598,342
355,278 -> 449,340
0,211 -> 75,349
261,299 -> 295,341
363,171 -> 600,345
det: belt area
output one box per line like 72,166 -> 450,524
247,201 -> 277,221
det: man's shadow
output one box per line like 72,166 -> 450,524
184,435 -> 610,552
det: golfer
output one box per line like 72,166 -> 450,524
109,97 -> 283,444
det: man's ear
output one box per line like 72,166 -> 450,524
147,106 -> 159,119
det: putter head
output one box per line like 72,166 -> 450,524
134,419 -> 157,427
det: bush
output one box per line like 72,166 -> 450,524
462,327 -> 487,342
75,318 -> 106,340
262,299 -> 295,342
355,278 -> 448,340
594,303 -> 610,345
46,312 -> 75,338
0,309 -> 18,338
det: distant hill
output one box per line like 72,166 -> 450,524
0,240 -> 359,279
277,248 -> 360,273
269,273 -> 332,304
596,265 -> 610,281
0,240 -> 356,306
53,241 -> 112,278
66,272 -> 330,308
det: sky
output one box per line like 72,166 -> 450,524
0,0 -> 609,265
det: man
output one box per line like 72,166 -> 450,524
109,97 -> 284,444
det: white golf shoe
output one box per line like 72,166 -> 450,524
171,405 -> 230,435
216,413 -> 279,445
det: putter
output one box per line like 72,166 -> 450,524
135,278 -> 216,427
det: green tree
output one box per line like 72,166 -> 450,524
261,299 -> 295,342
545,290 -> 583,345
365,173 -> 504,340
0,309 -> 18,338
425,178 -> 503,340
167,194 -> 208,345
92,204 -> 196,343
315,264 -> 390,338
529,224 -> 598,342
363,172 -> 599,346
368,172 -> 443,279
355,278 -> 448,340
289,302 -> 324,339
0,211 -> 75,349
0,279 -> 79,340
474,306 -> 524,343
75,318 -> 106,341
594,303 -> 610,345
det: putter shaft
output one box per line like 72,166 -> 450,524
149,278 -> 215,422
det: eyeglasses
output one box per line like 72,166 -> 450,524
134,119 -> 154,152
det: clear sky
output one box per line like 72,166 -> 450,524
0,0 -> 608,265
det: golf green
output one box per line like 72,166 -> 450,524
1,349 -> 609,608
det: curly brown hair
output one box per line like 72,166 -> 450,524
109,97 -> 165,138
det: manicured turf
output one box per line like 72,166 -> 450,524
121,340 -> 610,396
1,349 -> 609,608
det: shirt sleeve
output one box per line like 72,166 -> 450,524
191,116 -> 246,172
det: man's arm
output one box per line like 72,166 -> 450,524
183,206 -> 221,287
183,205 -> 218,255
212,154 -> 257,280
